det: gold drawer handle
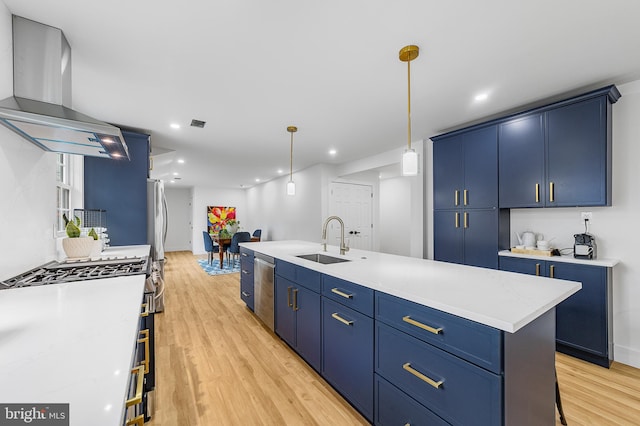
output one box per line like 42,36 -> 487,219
403,362 -> 443,389
331,312 -> 354,326
331,288 -> 353,299
455,212 -> 459,228
463,189 -> 468,206
126,415 -> 145,426
535,183 -> 540,203
293,289 -> 299,311
287,286 -> 293,308
241,291 -> 251,297
138,329 -> 150,374
126,365 -> 145,407
454,190 -> 459,206
550,265 -> 555,278
549,181 -> 555,202
402,316 -> 443,335
535,263 -> 540,276
140,303 -> 149,318
463,212 -> 468,228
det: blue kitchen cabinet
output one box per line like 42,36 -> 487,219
499,256 -> 612,367
322,297 -> 374,422
239,247 -> 254,310
274,261 -> 322,371
498,86 -> 619,208
434,208 -> 508,269
433,125 -> 498,210
498,113 -> 545,208
84,130 -> 150,246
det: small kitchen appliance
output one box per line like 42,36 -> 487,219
574,233 -> 596,259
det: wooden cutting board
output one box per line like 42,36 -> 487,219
510,247 -> 555,256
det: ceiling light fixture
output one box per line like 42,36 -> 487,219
170,123 -> 180,129
287,126 -> 297,196
329,149 -> 337,155
399,45 -> 419,176
474,92 -> 489,102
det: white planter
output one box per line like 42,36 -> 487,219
226,224 -> 238,235
62,237 -> 95,259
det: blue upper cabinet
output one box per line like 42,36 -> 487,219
499,86 -> 619,208
433,125 -> 497,210
84,130 -> 150,246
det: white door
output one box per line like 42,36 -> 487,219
328,182 -> 373,250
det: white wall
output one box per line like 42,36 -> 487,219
379,176 -> 411,256
165,187 -> 192,252
191,186 -> 247,255
0,6 -> 59,280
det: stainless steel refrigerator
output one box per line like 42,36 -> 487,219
147,179 -> 167,312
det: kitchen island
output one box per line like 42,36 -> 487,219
240,240 -> 582,425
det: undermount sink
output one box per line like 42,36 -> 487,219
296,253 -> 351,265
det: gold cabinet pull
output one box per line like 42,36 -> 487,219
293,289 -> 299,311
140,303 -> 149,318
402,315 -> 443,334
241,291 -> 251,297
287,286 -> 293,308
402,362 -> 443,389
241,269 -> 250,274
126,415 -> 145,426
126,365 -> 145,407
463,189 -> 468,206
463,212 -> 468,228
138,329 -> 150,374
454,190 -> 459,206
535,263 -> 541,276
549,181 -> 555,202
455,212 -> 460,228
535,183 -> 540,203
331,312 -> 354,326
331,288 -> 353,299
550,265 -> 555,279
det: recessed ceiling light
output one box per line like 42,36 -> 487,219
173,172 -> 179,176
255,178 -> 261,182
170,123 -> 180,129
277,169 -> 284,174
474,93 -> 489,102
170,180 -> 175,183
329,149 -> 337,155
177,159 -> 185,164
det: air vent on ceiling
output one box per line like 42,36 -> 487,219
190,119 -> 206,128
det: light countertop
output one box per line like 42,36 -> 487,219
241,240 -> 581,333
0,275 -> 146,426
498,249 -> 619,267
99,244 -> 151,259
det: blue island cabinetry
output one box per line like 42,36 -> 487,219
239,247 -> 254,310
261,258 -> 557,425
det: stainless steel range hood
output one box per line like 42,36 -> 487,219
0,16 -> 129,160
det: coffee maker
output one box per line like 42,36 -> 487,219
574,233 -> 596,259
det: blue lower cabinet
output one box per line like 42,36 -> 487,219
322,297 -> 374,422
376,322 -> 501,426
375,374 -> 450,426
240,248 -> 254,310
275,276 -> 296,347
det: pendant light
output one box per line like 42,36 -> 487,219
399,45 -> 419,176
287,126 -> 297,195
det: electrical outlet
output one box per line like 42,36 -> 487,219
581,211 -> 593,221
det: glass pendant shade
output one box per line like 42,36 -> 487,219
287,180 -> 296,195
402,148 -> 418,176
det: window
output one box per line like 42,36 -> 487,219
56,153 -> 71,232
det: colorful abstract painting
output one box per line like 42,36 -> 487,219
207,206 -> 236,234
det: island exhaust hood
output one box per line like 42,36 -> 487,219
0,15 -> 129,159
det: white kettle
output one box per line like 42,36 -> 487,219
516,231 -> 542,248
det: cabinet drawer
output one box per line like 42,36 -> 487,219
274,260 -> 321,293
240,271 -> 254,310
376,323 -> 501,426
375,292 -> 502,374
323,275 -> 374,317
375,374 -> 450,426
240,247 -> 254,263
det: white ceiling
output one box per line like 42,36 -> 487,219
4,0 -> 640,188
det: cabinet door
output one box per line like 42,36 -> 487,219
498,113 -> 545,208
463,125 -> 498,209
546,97 -> 609,206
240,270 -> 254,310
274,276 -> 296,347
463,209 -> 499,269
433,135 -> 463,209
294,286 -> 321,371
322,298 -> 374,422
433,210 -> 463,264
548,263 -> 608,357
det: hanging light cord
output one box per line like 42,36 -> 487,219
289,131 -> 294,181
407,57 -> 412,151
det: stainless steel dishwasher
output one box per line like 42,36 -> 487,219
253,253 -> 275,331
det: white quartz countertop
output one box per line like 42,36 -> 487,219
0,275 -> 146,426
498,249 -> 619,267
241,240 -> 582,333
98,244 -> 151,259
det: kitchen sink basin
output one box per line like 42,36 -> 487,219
296,253 -> 351,264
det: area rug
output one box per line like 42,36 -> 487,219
197,258 -> 241,275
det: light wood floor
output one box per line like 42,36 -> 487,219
148,251 -> 640,425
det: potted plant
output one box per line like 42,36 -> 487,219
61,214 -> 96,259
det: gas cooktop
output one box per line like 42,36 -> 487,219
0,256 -> 149,290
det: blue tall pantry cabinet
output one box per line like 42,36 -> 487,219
84,130 -> 150,246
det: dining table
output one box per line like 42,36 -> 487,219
212,234 -> 260,268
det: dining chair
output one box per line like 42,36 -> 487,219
227,231 -> 251,265
202,231 -> 219,265
252,229 -> 262,241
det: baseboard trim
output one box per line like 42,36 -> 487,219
614,344 -> 640,368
